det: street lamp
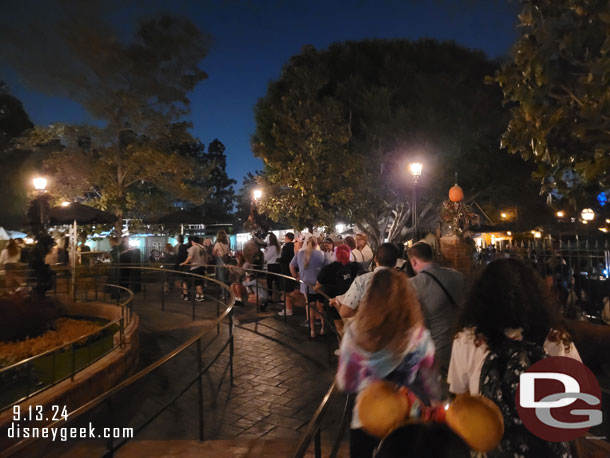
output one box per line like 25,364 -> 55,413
252,189 -> 262,201
556,210 -> 565,218
500,212 -> 508,220
581,208 -> 595,222
33,177 -> 47,191
409,162 -> 423,241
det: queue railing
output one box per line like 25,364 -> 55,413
0,267 -> 235,458
0,271 -> 134,413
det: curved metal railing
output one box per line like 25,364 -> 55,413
0,266 -> 235,458
1,261 -> 351,457
0,280 -> 134,412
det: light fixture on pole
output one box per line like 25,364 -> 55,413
581,208 -> 595,222
409,162 -> 423,241
252,189 -> 262,201
33,177 -> 47,191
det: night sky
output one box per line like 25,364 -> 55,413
1,0 -> 519,185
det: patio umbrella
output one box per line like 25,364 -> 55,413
48,202 -> 116,225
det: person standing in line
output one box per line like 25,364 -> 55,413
448,258 -> 581,457
174,234 -> 190,297
0,239 -> 22,290
322,236 -> 336,263
278,232 -> 297,315
213,230 -> 230,285
332,243 -> 399,319
264,232 -> 281,306
289,236 -> 327,337
408,242 -> 466,377
180,236 -> 207,302
355,234 -> 374,271
336,269 -> 441,458
344,236 -> 363,264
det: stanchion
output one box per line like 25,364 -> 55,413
229,309 -> 234,386
196,338 -> 204,441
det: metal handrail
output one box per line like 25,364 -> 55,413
0,283 -> 133,373
0,267 -> 234,458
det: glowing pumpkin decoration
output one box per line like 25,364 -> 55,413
449,184 -> 464,202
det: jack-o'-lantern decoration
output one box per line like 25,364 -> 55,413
449,184 -> 464,202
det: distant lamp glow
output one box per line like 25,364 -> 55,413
599,227 -> 608,233
534,231 -> 542,238
500,212 -> 508,219
581,208 -> 595,221
408,162 -> 423,179
252,189 -> 263,201
606,219 -> 610,224
33,177 -> 47,191
556,211 -> 565,218
61,201 -> 71,207
507,231 -> 512,236
335,223 -> 346,234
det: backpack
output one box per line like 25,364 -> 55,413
334,264 -> 357,296
479,339 -> 572,458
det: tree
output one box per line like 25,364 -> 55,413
200,139 -> 237,221
0,83 -> 35,228
253,40 -> 549,245
8,12 -> 211,234
493,0 -> 610,208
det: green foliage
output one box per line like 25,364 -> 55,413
0,83 -> 35,227
254,39 -> 548,243
7,12 -> 211,234
493,0 -> 610,206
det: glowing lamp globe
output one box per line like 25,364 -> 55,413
33,177 -> 47,191
449,184 -> 464,203
581,208 -> 595,222
253,189 -> 263,201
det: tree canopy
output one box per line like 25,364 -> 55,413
254,39 -> 550,243
493,0 -> 610,209
7,11 -> 211,234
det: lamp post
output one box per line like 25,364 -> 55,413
409,162 -> 423,241
29,176 -> 54,298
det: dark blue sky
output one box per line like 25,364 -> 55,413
3,0 -> 519,185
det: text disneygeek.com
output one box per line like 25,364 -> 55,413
7,423 -> 134,442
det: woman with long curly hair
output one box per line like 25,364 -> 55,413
337,268 -> 440,458
448,258 -> 581,457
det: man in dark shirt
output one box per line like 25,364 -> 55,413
315,244 -> 363,320
277,232 -> 296,315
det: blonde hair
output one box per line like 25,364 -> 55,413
304,236 -> 318,269
352,269 -> 423,353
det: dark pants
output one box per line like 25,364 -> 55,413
266,263 -> 281,300
350,428 -> 379,458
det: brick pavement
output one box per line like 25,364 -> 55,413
116,281 -> 346,450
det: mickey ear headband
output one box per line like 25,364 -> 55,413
357,380 -> 504,453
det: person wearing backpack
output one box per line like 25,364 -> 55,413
180,236 -> 208,302
448,258 -> 582,458
408,242 -> 466,377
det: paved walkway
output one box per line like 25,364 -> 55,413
80,280 -> 348,455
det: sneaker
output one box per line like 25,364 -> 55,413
195,294 -> 205,302
234,300 -> 244,307
277,310 -> 293,316
181,294 -> 190,301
